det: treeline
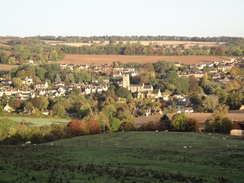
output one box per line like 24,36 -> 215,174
0,105 -> 233,145
58,43 -> 244,56
0,44 -> 65,64
33,35 -> 243,43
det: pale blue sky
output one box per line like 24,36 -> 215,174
1,0 -> 244,37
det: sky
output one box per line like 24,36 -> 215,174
1,0 -> 244,38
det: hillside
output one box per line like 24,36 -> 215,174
1,132 -> 243,182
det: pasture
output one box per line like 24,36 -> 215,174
0,117 -> 70,126
60,54 -> 222,65
0,132 -> 243,183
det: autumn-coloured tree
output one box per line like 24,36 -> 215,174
67,120 -> 87,136
85,120 -> 101,135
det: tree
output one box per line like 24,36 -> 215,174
226,91 -> 243,110
52,103 -> 66,117
7,57 -> 16,64
110,118 -> 121,132
170,113 -> 187,131
48,50 -> 59,61
64,73 -> 74,85
165,70 -> 178,85
67,120 -> 87,136
0,118 -> 14,141
215,89 -> 227,104
37,96 -> 49,110
189,76 -> 201,93
12,77 -> 23,88
55,73 -> 61,83
205,116 -> 232,134
85,120 -> 101,134
185,118 -> 199,132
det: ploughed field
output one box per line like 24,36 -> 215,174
50,41 -> 225,48
1,132 -> 243,183
60,54 -> 222,65
0,64 -> 17,74
135,112 -> 244,128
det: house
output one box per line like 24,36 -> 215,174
1,80 -> 12,87
3,103 -> 14,112
147,89 -> 162,99
78,64 -> 89,70
22,77 -> 33,85
54,82 -> 65,87
239,105 -> 244,110
35,81 -> 48,89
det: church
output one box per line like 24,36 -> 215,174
122,74 -> 161,99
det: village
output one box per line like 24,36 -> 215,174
0,57 -> 242,116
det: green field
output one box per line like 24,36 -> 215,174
0,117 -> 70,126
0,132 -> 243,183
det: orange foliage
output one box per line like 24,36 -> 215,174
85,120 -> 101,134
67,120 -> 86,136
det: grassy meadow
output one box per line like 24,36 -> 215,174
0,117 -> 70,126
0,132 -> 243,183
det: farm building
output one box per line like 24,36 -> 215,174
230,122 -> 244,137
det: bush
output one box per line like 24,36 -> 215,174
160,114 -> 171,130
141,121 -> 163,131
171,113 -> 198,132
205,116 -> 232,134
119,122 -> 135,131
185,118 -> 199,132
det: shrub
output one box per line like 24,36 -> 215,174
141,121 -> 162,131
205,116 -> 232,134
185,118 -> 199,132
160,114 -> 171,130
119,122 -> 135,131
171,113 -> 198,132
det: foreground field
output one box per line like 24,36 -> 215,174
0,64 -> 17,74
0,132 -> 243,183
60,54 -> 222,65
0,117 -> 70,126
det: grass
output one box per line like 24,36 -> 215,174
0,116 -> 70,126
0,132 -> 243,183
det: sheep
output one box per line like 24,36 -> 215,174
155,130 -> 158,132
183,146 -> 187,149
25,141 -> 31,145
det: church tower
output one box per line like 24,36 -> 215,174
123,74 -> 130,88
